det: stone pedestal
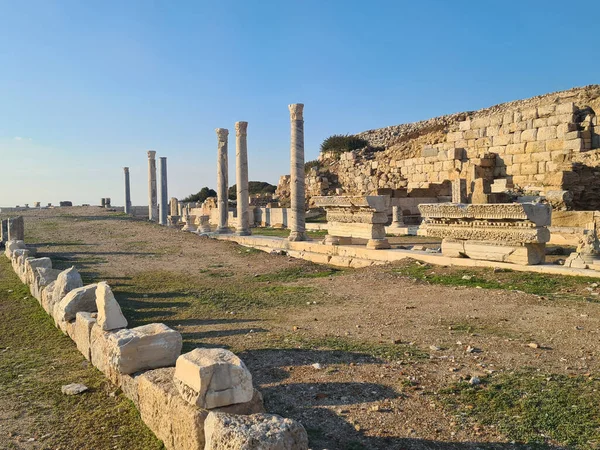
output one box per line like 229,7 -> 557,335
198,215 -> 211,233
159,157 -> 168,226
124,167 -> 131,214
235,122 -> 251,236
288,104 -> 307,242
167,216 -> 180,227
105,198 -> 111,208
216,129 -> 229,233
419,203 -> 552,265
8,216 -> 24,241
170,197 -> 179,216
314,196 -> 391,249
148,150 -> 158,221
182,215 -> 197,232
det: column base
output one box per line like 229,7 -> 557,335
217,227 -> 231,234
323,235 -> 352,246
236,230 -> 252,236
182,225 -> 197,232
366,238 -> 391,250
288,231 -> 308,242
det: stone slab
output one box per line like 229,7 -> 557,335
74,312 -> 97,361
441,239 -> 546,265
95,281 -> 127,331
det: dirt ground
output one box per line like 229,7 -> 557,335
2,206 -> 599,449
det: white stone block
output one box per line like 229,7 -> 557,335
174,348 -> 253,409
56,284 -> 98,322
95,281 -> 127,331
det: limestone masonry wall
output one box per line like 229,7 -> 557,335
280,85 -> 600,210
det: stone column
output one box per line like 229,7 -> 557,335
235,121 -> 251,236
124,167 -> 131,214
216,128 -> 229,233
1,219 -> 7,243
159,157 -> 168,225
288,104 -> 307,241
101,198 -> 106,208
391,206 -> 405,227
147,150 -> 158,221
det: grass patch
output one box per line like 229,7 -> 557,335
0,259 -> 162,449
253,265 -> 343,282
441,371 -> 600,448
392,260 -> 600,301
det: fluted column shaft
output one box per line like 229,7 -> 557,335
147,150 -> 158,221
288,104 -> 307,241
159,157 -> 168,225
235,121 -> 251,235
216,128 -> 229,233
124,167 -> 131,214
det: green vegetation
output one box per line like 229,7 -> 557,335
392,260 -> 599,301
253,265 -> 343,282
228,181 -> 276,200
304,159 -> 320,172
320,134 -> 368,154
182,186 -> 217,203
0,259 -> 162,449
442,371 -> 600,448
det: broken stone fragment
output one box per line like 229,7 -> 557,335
41,281 -> 56,314
173,348 -> 253,409
24,257 -> 52,285
137,367 -> 264,450
56,283 -> 98,322
52,266 -> 83,307
204,412 -> 309,450
95,281 -> 127,331
106,323 -> 182,375
31,267 -> 61,302
61,383 -> 88,395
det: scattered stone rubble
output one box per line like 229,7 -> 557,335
2,216 -> 308,450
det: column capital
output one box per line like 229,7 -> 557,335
159,156 -> 167,161
235,121 -> 248,136
123,167 -> 129,172
288,103 -> 304,120
147,150 -> 156,159
215,128 -> 229,141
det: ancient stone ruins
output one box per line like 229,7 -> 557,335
4,85 -> 600,448
2,225 -> 309,450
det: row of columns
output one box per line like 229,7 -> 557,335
125,103 -> 306,240
214,104 -> 305,239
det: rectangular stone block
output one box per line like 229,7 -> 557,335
513,153 -> 531,164
471,117 -> 491,129
506,143 -> 526,155
521,129 -> 538,142
463,241 -> 546,265
533,118 -> 548,128
520,163 -> 539,175
564,139 -> 583,151
492,134 -> 512,146
463,129 -> 481,140
446,131 -> 463,142
503,111 -> 514,124
459,120 -> 471,131
537,126 -> 557,141
525,141 -> 546,153
556,102 -> 576,114
74,312 -> 96,361
546,139 -> 565,151
485,126 -> 500,137
137,368 -> 265,450
521,107 -> 538,120
537,105 -> 556,117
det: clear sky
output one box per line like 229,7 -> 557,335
0,0 -> 597,207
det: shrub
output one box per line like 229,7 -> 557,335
304,160 -> 320,172
320,134 -> 368,154
182,187 -> 217,203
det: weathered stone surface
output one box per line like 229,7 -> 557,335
41,281 -> 56,314
52,267 -> 83,308
31,268 -> 61,302
90,323 -> 112,374
7,216 -> 24,241
74,312 -> 96,361
173,348 -> 253,409
56,284 -> 98,322
442,239 -> 546,265
204,412 -> 309,450
106,323 -> 182,376
24,257 -> 52,286
61,383 -> 88,395
137,367 -> 264,450
4,240 -> 26,259
95,281 -> 127,331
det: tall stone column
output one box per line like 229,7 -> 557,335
216,128 -> 229,233
159,157 -> 168,225
235,121 -> 251,236
147,150 -> 158,221
123,167 -> 131,214
288,103 -> 307,241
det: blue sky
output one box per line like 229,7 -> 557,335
0,0 -> 597,207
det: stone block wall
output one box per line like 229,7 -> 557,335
278,85 -> 600,210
